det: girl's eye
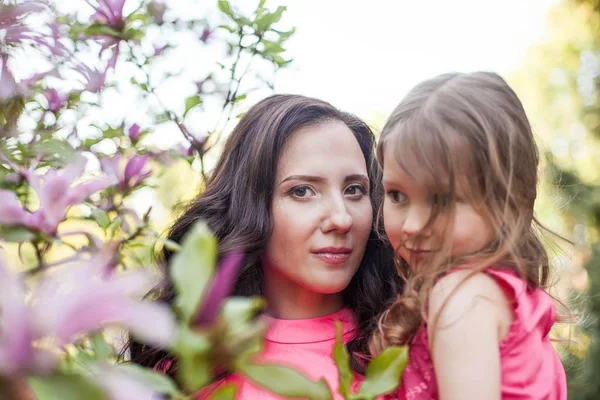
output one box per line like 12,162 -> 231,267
433,194 -> 451,208
289,185 -> 315,199
345,184 -> 367,198
386,190 -> 407,204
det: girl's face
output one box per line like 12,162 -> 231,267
381,145 -> 494,269
262,120 -> 373,295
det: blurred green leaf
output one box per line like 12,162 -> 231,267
91,208 -> 110,229
107,216 -> 122,237
172,327 -> 212,391
255,6 -> 285,32
83,23 -> 121,38
218,24 -> 236,33
171,221 -> 217,323
90,333 -> 113,361
156,236 -> 183,252
357,346 -> 408,399
211,384 -> 237,400
112,364 -> 179,396
218,0 -> 234,18
34,138 -> 76,160
28,372 -> 106,400
332,321 -> 352,398
124,28 -> 145,41
184,95 -> 203,118
0,226 -> 35,242
238,362 -> 332,400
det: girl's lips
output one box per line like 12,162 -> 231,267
312,252 -> 351,265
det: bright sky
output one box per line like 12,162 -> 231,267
264,0 -> 557,121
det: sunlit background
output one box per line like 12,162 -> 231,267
4,0 -> 600,397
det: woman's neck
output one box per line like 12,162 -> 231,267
263,268 -> 344,320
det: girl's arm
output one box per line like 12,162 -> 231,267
428,270 -> 513,400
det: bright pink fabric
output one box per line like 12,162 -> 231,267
398,268 -> 567,400
199,308 -> 359,399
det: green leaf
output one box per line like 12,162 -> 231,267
172,327 -> 212,391
232,93 -> 247,102
34,138 -> 76,160
156,237 -> 183,252
255,6 -> 286,32
107,216 -> 122,237
262,39 -> 285,54
90,333 -> 113,361
238,362 -> 332,400
221,297 -> 265,327
91,208 -> 110,229
218,0 -> 234,18
28,372 -> 107,400
332,322 -> 352,398
184,95 -> 203,118
83,23 -> 121,38
102,126 -> 123,139
217,24 -> 236,33
211,384 -> 237,400
357,346 -> 408,399
124,28 -> 145,41
0,226 -> 35,242
170,221 -> 217,324
112,364 -> 179,396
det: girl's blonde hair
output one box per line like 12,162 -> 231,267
370,71 -> 561,354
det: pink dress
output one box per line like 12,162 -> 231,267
200,308 -> 359,399
399,268 -> 567,400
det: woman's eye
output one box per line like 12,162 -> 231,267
290,186 -> 315,199
386,190 -> 407,204
345,184 -> 367,197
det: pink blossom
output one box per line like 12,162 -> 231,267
176,143 -> 195,157
43,88 -> 69,113
0,247 -> 176,375
0,0 -> 48,50
193,251 -> 244,327
100,153 -> 152,191
0,55 -> 28,101
200,27 -> 212,43
149,1 -> 166,25
74,62 -> 107,93
127,123 -> 141,141
0,156 -> 115,236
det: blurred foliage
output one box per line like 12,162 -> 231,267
510,0 -> 600,397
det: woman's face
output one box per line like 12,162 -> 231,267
262,120 -> 373,295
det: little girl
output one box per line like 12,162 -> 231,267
371,71 -> 567,399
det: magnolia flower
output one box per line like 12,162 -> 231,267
193,251 -> 244,326
0,0 -> 48,50
0,156 -> 115,236
149,1 -> 166,25
43,88 -> 69,113
74,62 -> 108,93
0,247 -> 176,376
200,27 -> 211,43
0,55 -> 28,101
100,153 -> 152,191
127,123 -> 141,141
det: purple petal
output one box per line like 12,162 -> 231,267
65,177 -> 116,207
0,257 -> 35,374
127,123 -> 141,141
91,364 -> 161,400
0,55 -> 27,101
36,263 -> 175,348
99,154 -> 123,181
194,251 -> 244,326
0,190 -> 28,225
123,155 -> 150,187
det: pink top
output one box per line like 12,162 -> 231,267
200,308 -> 359,400
399,268 -> 567,400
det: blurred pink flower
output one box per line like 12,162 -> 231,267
127,123 -> 141,141
74,62 -> 107,93
100,154 -> 151,191
200,27 -> 211,43
43,88 -> 69,113
0,156 -> 115,235
0,247 -> 176,375
193,251 -> 244,327
149,1 -> 166,25
0,256 -> 57,375
176,143 -> 195,157
0,55 -> 28,101
0,0 -> 48,50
